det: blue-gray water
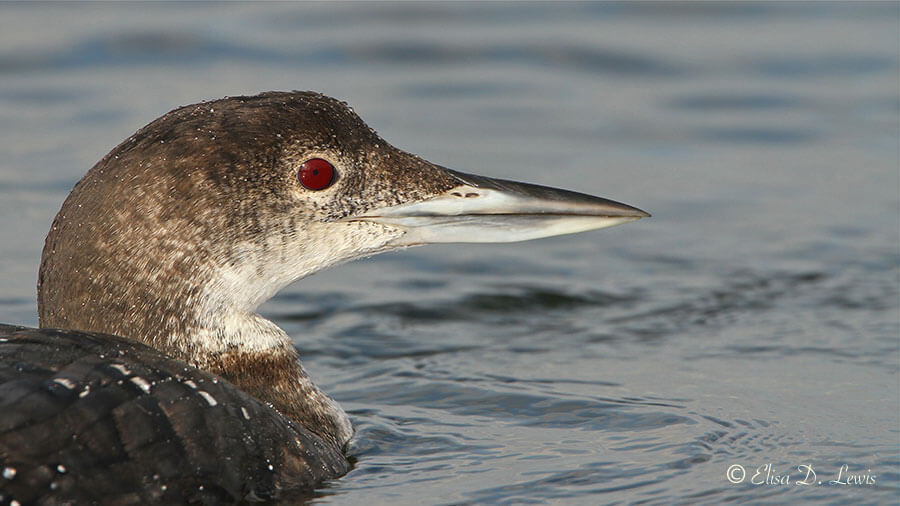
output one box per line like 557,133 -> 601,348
0,2 -> 897,504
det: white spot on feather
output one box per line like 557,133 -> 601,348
110,363 -> 131,375
241,406 -> 250,420
198,390 -> 218,406
130,376 -> 152,394
53,378 -> 76,390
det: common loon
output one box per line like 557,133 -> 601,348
0,91 -> 648,503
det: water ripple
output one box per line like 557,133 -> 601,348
0,30 -> 686,78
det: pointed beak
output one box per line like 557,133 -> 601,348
345,168 -> 649,246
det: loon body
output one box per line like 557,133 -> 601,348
0,91 -> 648,503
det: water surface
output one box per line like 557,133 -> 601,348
0,2 -> 897,504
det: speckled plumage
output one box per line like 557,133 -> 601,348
0,324 -> 347,504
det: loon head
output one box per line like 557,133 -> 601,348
37,91 -> 648,446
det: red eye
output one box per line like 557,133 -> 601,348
298,158 -> 334,190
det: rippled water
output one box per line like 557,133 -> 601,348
1,2 -> 897,504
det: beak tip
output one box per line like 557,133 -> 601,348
616,204 -> 650,219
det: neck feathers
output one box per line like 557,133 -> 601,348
39,221 -> 353,446
199,345 -> 353,447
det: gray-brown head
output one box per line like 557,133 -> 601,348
37,91 -> 647,445
39,92 -> 461,355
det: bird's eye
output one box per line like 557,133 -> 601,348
298,158 -> 335,190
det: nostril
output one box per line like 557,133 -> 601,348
465,193 -> 479,198
451,192 -> 463,197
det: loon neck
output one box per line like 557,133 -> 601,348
193,322 -> 353,448
39,242 -> 355,447
186,307 -> 353,449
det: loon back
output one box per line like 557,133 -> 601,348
0,325 -> 346,503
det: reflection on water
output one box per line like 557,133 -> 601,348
0,2 -> 897,504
